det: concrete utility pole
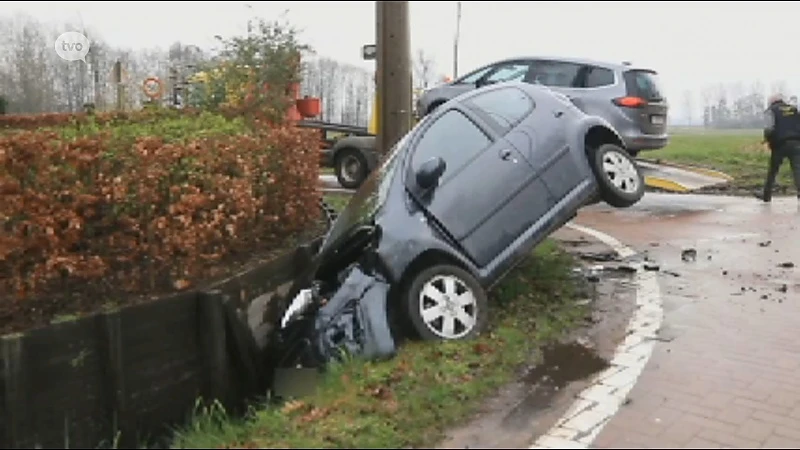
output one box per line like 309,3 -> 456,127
376,1 -> 413,155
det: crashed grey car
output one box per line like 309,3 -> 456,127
273,81 -> 645,368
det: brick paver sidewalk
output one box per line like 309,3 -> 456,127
577,196 -> 800,449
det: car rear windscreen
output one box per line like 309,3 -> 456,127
624,70 -> 663,101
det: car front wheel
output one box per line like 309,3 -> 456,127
590,143 -> 645,208
404,264 -> 488,341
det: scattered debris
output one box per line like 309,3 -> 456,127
778,284 -> 789,293
778,262 -> 795,269
612,264 -> 638,274
578,251 -> 619,262
761,294 -> 769,300
722,270 -> 728,276
759,240 -> 772,247
681,248 -> 697,262
663,270 -> 680,277
643,263 -> 660,272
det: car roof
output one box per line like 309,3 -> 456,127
456,80 -> 561,103
485,55 -> 654,73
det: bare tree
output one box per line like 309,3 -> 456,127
681,90 -> 693,126
0,14 -> 373,120
413,48 -> 436,89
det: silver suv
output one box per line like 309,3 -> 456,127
416,56 -> 668,156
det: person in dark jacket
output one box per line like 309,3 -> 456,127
756,93 -> 800,202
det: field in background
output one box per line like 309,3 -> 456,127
651,128 -> 795,194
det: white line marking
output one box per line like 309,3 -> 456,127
530,222 -> 663,449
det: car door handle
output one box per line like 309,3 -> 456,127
499,148 -> 513,160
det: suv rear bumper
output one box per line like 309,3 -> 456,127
623,134 -> 669,152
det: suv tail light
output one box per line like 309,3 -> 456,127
613,96 -> 647,108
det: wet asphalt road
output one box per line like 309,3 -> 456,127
579,193 -> 800,299
577,193 -> 800,449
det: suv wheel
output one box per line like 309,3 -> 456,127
589,143 -> 645,208
404,264 -> 488,341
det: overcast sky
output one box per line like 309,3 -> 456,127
3,1 -> 799,121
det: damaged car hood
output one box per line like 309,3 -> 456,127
285,134 -> 408,305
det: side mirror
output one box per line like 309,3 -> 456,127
475,78 -> 487,88
416,157 -> 446,190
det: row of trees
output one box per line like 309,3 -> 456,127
681,81 -> 797,129
0,13 -> 443,127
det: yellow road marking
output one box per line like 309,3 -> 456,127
644,176 -> 690,193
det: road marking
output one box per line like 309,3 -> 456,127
530,222 -> 663,449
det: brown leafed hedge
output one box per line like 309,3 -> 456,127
0,124 -> 321,332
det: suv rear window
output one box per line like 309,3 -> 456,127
624,70 -> 663,101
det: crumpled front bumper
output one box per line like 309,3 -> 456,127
313,265 -> 396,363
278,264 -> 396,367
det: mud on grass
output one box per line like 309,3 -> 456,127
170,239 -> 588,449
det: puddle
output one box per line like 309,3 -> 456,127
523,342 -> 610,387
499,343 -> 609,430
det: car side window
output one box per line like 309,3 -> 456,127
466,87 -> 534,133
485,62 -> 530,84
411,110 -> 492,181
584,66 -> 615,88
529,61 -> 583,88
457,66 -> 493,84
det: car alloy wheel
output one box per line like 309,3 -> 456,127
418,274 -> 477,339
404,264 -> 488,341
589,143 -> 645,208
602,148 -> 640,194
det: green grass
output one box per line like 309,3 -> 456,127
59,111 -> 248,145
322,193 -> 351,213
170,239 -> 587,449
650,130 -> 796,193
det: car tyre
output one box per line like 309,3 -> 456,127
589,143 -> 645,208
404,264 -> 489,341
335,148 -> 368,190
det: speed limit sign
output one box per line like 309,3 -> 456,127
142,77 -> 164,99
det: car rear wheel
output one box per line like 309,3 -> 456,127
404,264 -> 488,341
335,148 -> 368,190
590,143 -> 645,208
